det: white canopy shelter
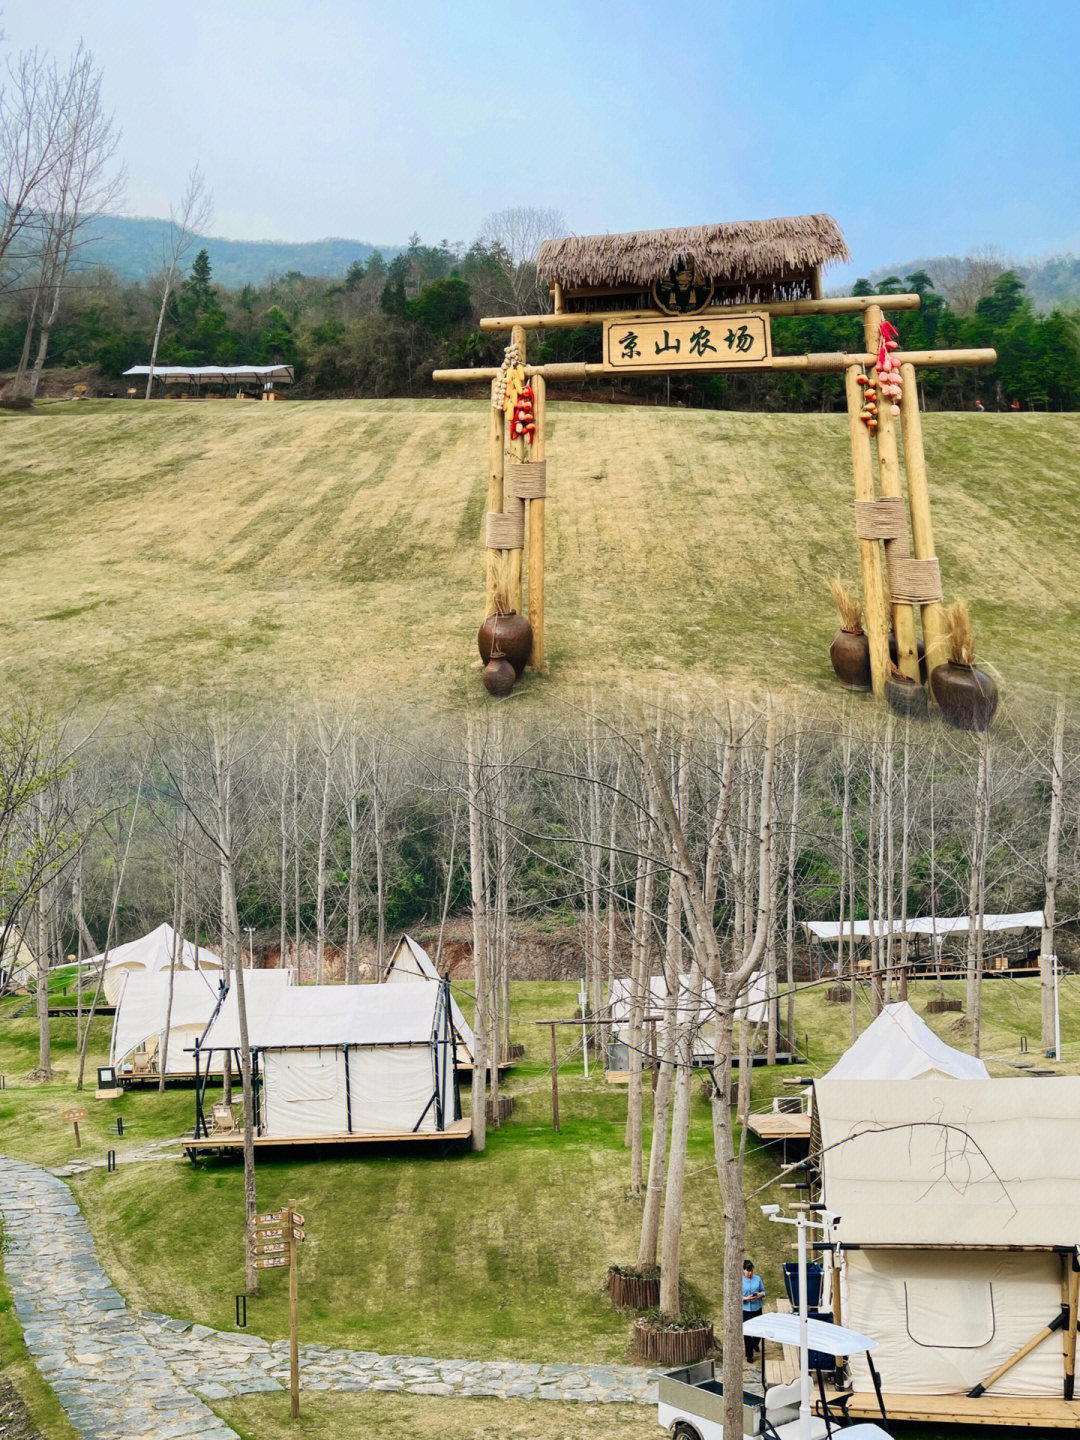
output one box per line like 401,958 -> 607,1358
822,1002 -> 989,1083
199,983 -> 459,1138
123,364 -> 294,387
816,1077 -> 1080,1399
743,1312 -> 877,1356
803,910 -> 1044,943
382,935 -> 476,1063
94,924 -> 223,1006
110,968 -> 291,1076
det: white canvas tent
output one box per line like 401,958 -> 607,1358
93,924 -> 224,1005
381,935 -> 476,1064
815,1077 -> 1080,1405
608,969 -> 769,1062
823,1002 -> 989,1082
198,983 -> 459,1138
802,910 -> 1045,943
0,930 -> 37,991
110,968 -> 292,1077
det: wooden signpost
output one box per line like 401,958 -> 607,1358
603,312 -> 771,371
247,1200 -> 306,1418
60,1106 -> 88,1148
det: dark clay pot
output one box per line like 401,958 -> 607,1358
885,673 -> 929,720
889,631 -> 928,684
482,657 -> 516,697
930,662 -> 999,731
478,611 -> 533,678
829,629 -> 871,691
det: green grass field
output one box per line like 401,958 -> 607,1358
1,399 -> 1078,705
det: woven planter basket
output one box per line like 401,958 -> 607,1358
825,986 -> 852,1003
485,1094 -> 515,1124
631,1316 -> 714,1365
607,1267 -> 660,1311
925,998 -> 963,1014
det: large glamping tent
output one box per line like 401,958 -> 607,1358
814,1076 -> 1080,1425
822,1001 -> 989,1082
382,935 -> 476,1064
93,923 -> 224,1005
607,968 -> 769,1066
110,967 -> 291,1078
193,983 -> 461,1142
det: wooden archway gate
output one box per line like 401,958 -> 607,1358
434,293 -> 995,696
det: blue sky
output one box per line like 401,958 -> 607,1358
4,0 -> 1078,280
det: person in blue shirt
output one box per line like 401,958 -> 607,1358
742,1259 -> 765,1361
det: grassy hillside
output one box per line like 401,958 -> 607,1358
1,400 -> 1078,706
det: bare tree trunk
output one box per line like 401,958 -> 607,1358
160,766 -> 188,1091
785,728 -> 801,1045
34,800 -> 52,1077
371,736 -> 387,975
659,987 -> 692,1319
465,721 -> 487,1152
883,714 -> 895,1003
899,719 -> 911,1001
278,718 -> 289,976
1042,697 -> 1064,1054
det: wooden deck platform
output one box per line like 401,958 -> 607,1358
828,1389 -> 1080,1428
48,1005 -> 115,1018
184,1116 -> 472,1155
746,1111 -> 812,1142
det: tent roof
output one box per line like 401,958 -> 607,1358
89,923 -> 222,973
815,1077 -> 1080,1248
823,1002 -> 989,1082
384,935 -> 441,982
200,982 -> 443,1051
803,909 -> 1044,942
112,968 -> 290,1065
536,214 -> 848,289
123,365 -> 294,383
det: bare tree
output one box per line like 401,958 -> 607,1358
476,206 -> 566,316
933,247 -> 1006,316
145,167 -> 213,398
0,45 -> 72,290
1041,697 -> 1065,1053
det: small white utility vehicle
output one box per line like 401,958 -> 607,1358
657,1313 -> 893,1440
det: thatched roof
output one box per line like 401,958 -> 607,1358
536,214 -> 848,289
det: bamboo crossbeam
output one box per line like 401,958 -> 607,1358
433,349 -> 997,384
485,380 -> 504,619
479,293 -> 924,331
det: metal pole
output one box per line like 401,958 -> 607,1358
797,1210 -> 811,1440
1054,954 -> 1062,1061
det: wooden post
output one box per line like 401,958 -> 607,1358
288,1198 -> 299,1418
508,323 -> 527,615
1066,1261 -> 1078,1400
864,305 -> 919,682
485,380 -> 505,619
549,1021 -> 560,1132
553,282 -> 564,315
899,361 -> 949,676
844,364 -> 890,697
73,1119 -> 81,1148
528,374 -> 546,668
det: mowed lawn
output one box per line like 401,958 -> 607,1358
1,399 -> 1077,704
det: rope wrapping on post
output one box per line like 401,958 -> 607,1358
505,460 -> 547,499
484,512 -> 524,550
887,556 -> 943,605
854,497 -> 908,543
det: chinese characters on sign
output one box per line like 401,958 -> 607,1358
602,313 -> 771,371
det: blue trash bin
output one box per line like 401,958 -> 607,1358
782,1262 -> 823,1312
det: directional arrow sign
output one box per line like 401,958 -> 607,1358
254,1255 -> 290,1270
251,1210 -> 288,1227
250,1226 -> 288,1241
290,1212 -> 304,1226
292,1228 -> 305,1242
249,1242 -> 288,1258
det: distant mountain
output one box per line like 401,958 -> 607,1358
861,253 -> 1080,313
79,215 -> 402,286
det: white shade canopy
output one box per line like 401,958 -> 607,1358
823,1002 -> 989,1083
743,1312 -> 877,1355
123,364 -> 293,384
803,910 -> 1044,943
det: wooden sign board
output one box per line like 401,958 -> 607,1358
602,313 -> 771,371
251,1210 -> 289,1227
254,1255 -> 290,1270
249,1242 -> 289,1257
61,1107 -> 89,1122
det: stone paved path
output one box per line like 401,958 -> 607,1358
0,1154 -> 660,1440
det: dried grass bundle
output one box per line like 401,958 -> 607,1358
828,576 -> 864,634
945,600 -> 976,666
537,214 -> 848,288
